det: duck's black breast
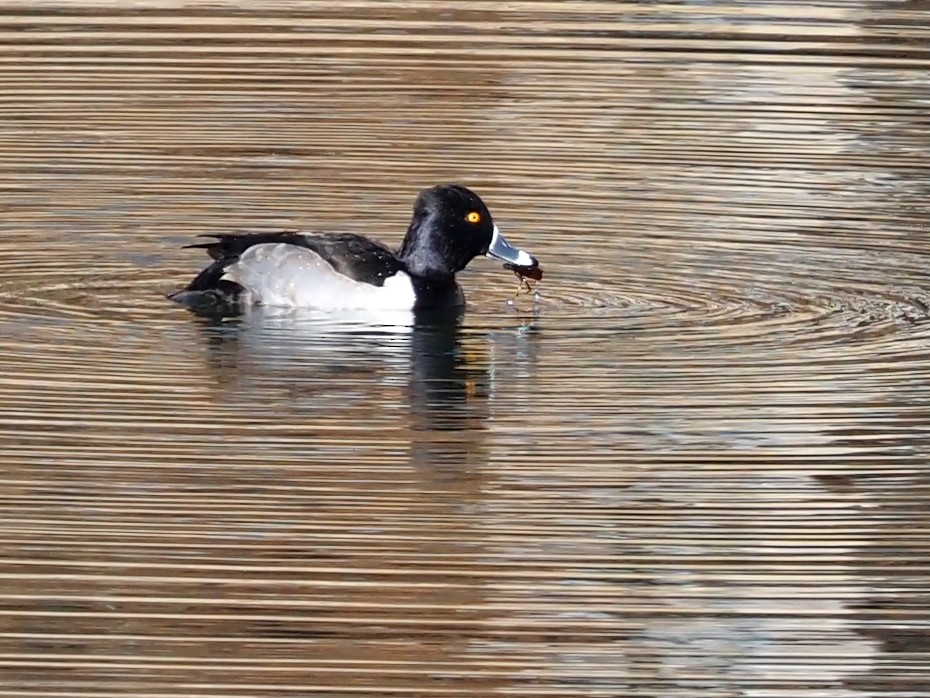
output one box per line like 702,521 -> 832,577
182,231 -> 407,292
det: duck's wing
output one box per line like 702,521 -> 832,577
185,231 -> 308,261
171,231 -> 410,315
181,231 -> 404,288
292,233 -> 405,285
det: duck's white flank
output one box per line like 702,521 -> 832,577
222,243 -> 417,310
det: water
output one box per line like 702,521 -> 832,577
1,1 -> 929,695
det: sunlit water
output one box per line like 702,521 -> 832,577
1,1 -> 929,696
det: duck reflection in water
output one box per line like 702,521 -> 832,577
188,306 -> 539,474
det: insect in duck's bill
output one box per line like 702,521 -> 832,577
504,261 -> 544,295
169,184 -> 543,317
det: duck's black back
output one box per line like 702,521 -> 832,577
181,231 -> 405,292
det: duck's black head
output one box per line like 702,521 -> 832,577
398,184 -> 539,279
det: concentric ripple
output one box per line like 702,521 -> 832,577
472,236 -> 930,360
4,234 -> 930,359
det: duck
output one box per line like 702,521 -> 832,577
169,184 -> 542,317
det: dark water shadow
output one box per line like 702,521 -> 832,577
185,306 -> 541,475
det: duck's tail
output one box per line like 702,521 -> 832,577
168,280 -> 244,318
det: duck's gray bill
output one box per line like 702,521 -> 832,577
486,225 -> 537,268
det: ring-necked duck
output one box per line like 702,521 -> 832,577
169,184 -> 542,316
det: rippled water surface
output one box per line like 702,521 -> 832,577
2,1 -> 930,696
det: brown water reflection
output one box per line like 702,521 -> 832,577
1,0 -> 930,696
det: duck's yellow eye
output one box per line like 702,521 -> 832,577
466,211 -> 481,224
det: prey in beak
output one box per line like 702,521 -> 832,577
486,224 -> 543,293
